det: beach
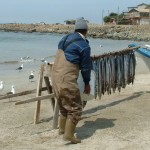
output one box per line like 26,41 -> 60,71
0,55 -> 150,150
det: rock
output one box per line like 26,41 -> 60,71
0,23 -> 150,41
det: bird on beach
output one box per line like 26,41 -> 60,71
23,56 -> 30,59
7,85 -> 15,102
29,71 -> 34,82
0,81 -> 4,91
99,44 -> 103,48
7,85 -> 15,95
20,56 -> 34,62
40,58 -> 46,62
40,58 -> 48,64
16,64 -> 23,71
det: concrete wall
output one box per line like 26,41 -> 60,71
140,18 -> 150,25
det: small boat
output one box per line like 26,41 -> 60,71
129,43 -> 150,71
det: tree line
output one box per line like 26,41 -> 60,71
104,12 -> 130,25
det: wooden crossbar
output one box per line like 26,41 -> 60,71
0,87 -> 47,100
15,93 -> 55,105
91,46 -> 140,59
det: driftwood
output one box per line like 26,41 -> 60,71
15,93 -> 55,105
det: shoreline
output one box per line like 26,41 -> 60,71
0,23 -> 150,41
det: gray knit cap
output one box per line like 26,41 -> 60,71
75,17 -> 88,30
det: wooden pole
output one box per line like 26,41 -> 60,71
44,76 -> 55,110
44,63 -> 59,129
43,63 -> 59,129
15,93 -> 55,105
91,46 -> 140,59
52,98 -> 59,129
0,87 -> 47,100
34,64 -> 44,124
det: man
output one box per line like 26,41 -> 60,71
52,18 -> 91,144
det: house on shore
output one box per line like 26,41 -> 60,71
124,3 -> 150,25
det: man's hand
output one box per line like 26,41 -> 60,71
84,84 -> 91,94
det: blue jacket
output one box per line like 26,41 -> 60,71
58,32 -> 91,84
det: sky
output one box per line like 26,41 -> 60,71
0,0 -> 150,24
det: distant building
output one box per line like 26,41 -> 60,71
64,18 -> 89,25
64,20 -> 75,25
124,3 -> 150,25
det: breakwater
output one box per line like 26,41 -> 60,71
0,23 -> 150,41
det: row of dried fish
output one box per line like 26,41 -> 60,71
91,50 -> 136,99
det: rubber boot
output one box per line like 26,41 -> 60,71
63,118 -> 81,144
58,115 -> 67,135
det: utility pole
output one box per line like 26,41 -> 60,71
102,9 -> 104,25
149,7 -> 150,25
117,6 -> 119,25
108,10 -> 110,16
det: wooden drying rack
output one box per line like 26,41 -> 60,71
0,63 -> 59,129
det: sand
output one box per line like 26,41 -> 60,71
0,57 -> 150,150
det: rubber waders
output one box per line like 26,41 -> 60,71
63,118 -> 81,144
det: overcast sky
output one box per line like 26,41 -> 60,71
0,0 -> 149,24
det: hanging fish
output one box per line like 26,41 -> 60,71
91,46 -> 137,99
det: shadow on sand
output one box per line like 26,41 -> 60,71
76,91 -> 150,140
77,118 -> 116,140
83,91 -> 150,116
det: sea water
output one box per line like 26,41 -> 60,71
0,31 -> 148,93
1,31 -> 147,63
